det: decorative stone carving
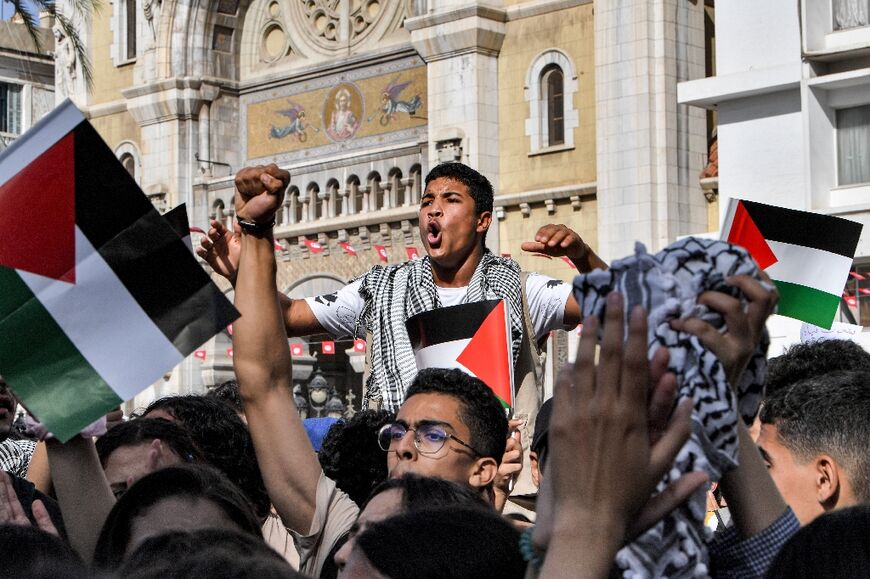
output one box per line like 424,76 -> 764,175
300,0 -> 342,47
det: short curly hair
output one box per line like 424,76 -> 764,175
766,339 -> 870,397
142,396 -> 270,520
318,409 -> 394,506
404,368 -> 508,463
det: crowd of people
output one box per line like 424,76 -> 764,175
2,162 -> 869,577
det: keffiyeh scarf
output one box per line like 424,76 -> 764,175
572,237 -> 769,578
358,251 -> 524,412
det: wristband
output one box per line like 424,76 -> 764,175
236,216 -> 275,234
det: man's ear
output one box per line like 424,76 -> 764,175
476,211 -> 492,235
814,454 -> 842,509
530,451 -> 541,488
468,456 -> 499,489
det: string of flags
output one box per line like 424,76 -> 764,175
195,338 -> 367,362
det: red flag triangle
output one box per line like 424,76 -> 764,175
726,201 -> 778,270
456,300 -> 512,407
0,133 -> 76,282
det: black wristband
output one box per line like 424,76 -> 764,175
236,216 -> 275,234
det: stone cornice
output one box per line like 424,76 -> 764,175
407,6 -> 507,62
505,0 -> 591,21
121,78 -> 223,126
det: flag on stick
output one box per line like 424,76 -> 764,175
0,101 -> 239,441
406,300 -> 514,408
722,198 -> 863,329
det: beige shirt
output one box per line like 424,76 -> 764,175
290,472 -> 359,577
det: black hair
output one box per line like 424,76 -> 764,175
424,162 -> 494,216
760,370 -> 870,503
766,505 -> 870,578
361,473 -> 491,513
206,379 -> 244,415
318,409 -> 394,507
766,339 -> 870,397
118,529 -> 302,579
404,368 -> 508,464
93,464 -> 262,571
0,525 -> 86,579
142,395 -> 270,520
355,507 -> 524,579
95,418 -> 204,467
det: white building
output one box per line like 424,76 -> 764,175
678,0 -> 870,353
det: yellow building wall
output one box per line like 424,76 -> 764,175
498,198 -> 599,282
498,4 -> 596,195
89,3 -> 135,105
90,111 -> 141,151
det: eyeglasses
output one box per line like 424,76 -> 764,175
377,422 -> 481,456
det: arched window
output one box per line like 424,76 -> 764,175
120,153 -> 136,179
525,49 -> 579,154
542,65 -> 565,147
114,141 -> 141,185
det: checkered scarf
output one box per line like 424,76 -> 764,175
357,251 -> 523,412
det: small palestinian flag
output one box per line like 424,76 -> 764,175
0,101 -> 238,441
722,198 -> 863,329
406,300 -> 513,408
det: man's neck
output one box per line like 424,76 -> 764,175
430,246 -> 485,288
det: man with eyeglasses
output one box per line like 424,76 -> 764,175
231,169 -> 510,577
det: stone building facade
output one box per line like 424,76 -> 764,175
56,0 -> 711,412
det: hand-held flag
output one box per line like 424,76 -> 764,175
722,198 -> 863,329
0,101 -> 239,441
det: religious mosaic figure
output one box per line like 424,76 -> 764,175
325,85 -> 361,141
376,76 -> 422,126
270,102 -> 308,142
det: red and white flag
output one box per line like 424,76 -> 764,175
561,256 -> 577,269
226,324 -> 233,336
274,240 -> 284,252
290,343 -> 305,357
353,338 -> 366,353
406,247 -> 420,261
374,244 -> 388,263
321,341 -> 335,355
193,350 -> 207,361
338,241 -> 357,256
303,239 -> 324,254
226,348 -> 233,358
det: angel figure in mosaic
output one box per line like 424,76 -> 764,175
270,103 -> 308,142
375,76 -> 422,126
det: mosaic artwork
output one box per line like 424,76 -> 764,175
247,66 -> 427,159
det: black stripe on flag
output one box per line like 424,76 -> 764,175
406,300 -> 501,350
73,122 -> 239,354
741,199 -> 862,258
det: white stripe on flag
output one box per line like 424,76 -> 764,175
0,101 -> 85,187
765,240 -> 852,296
414,339 -> 475,375
18,227 -> 185,400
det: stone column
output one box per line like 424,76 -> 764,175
407,3 -> 505,191
594,0 -> 708,260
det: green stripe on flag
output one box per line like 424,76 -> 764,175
0,267 -> 122,442
773,279 -> 841,330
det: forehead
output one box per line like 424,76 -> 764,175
757,423 -> 795,463
358,488 -> 403,528
423,177 -> 471,197
396,393 -> 466,431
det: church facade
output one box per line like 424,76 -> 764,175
55,0 -> 712,412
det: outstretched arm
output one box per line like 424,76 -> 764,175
670,274 -> 787,538
535,294 -> 703,578
521,224 -> 607,326
197,219 -> 326,337
232,164 -> 322,534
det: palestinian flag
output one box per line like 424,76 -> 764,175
406,300 -> 513,408
0,101 -> 238,441
722,198 -> 863,329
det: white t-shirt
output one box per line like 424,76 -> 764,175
305,271 -> 573,343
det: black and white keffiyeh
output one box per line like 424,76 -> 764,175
357,251 -> 524,412
572,237 -> 770,579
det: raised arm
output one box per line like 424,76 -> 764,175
520,224 -> 607,326
197,218 -> 325,337
231,164 -> 322,534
